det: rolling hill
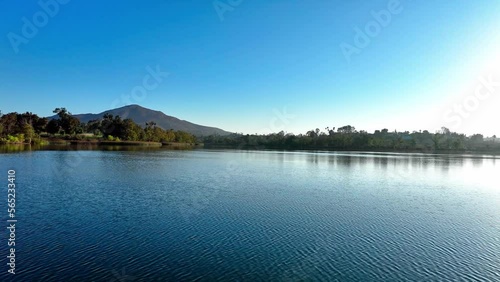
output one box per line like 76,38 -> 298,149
53,105 -> 231,136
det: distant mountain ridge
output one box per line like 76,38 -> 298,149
51,105 -> 231,136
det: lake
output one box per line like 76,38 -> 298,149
0,148 -> 499,281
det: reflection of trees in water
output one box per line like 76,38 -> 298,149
306,153 -> 320,165
374,155 -> 389,168
335,155 -> 352,167
411,155 -> 431,168
269,151 -> 285,163
0,144 -> 32,153
471,157 -> 483,167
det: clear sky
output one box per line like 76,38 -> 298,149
1,0 -> 500,136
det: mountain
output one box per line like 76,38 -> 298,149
53,105 -> 231,136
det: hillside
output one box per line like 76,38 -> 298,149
54,105 -> 231,136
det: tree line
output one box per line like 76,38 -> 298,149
1,109 -> 498,152
0,108 -> 197,144
203,125 -> 499,153
0,111 -> 47,144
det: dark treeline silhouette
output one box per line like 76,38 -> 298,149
204,126 -> 500,153
0,108 -> 196,144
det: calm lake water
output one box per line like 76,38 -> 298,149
0,148 -> 499,281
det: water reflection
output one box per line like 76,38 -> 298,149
0,144 -> 34,153
0,144 -> 187,153
306,153 -> 320,165
1,149 -> 498,281
471,157 -> 484,167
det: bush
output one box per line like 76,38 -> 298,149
32,137 -> 48,145
7,135 -> 20,143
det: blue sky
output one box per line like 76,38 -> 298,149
1,0 -> 500,136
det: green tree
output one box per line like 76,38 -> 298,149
34,117 -> 48,133
431,133 -> 441,150
46,119 -> 60,135
52,108 -> 80,135
144,121 -> 157,141
0,113 -> 18,135
122,119 -> 142,141
338,125 -> 356,134
22,123 -> 35,144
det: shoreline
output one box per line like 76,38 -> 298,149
0,139 -> 202,149
202,144 -> 500,156
1,142 -> 499,156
